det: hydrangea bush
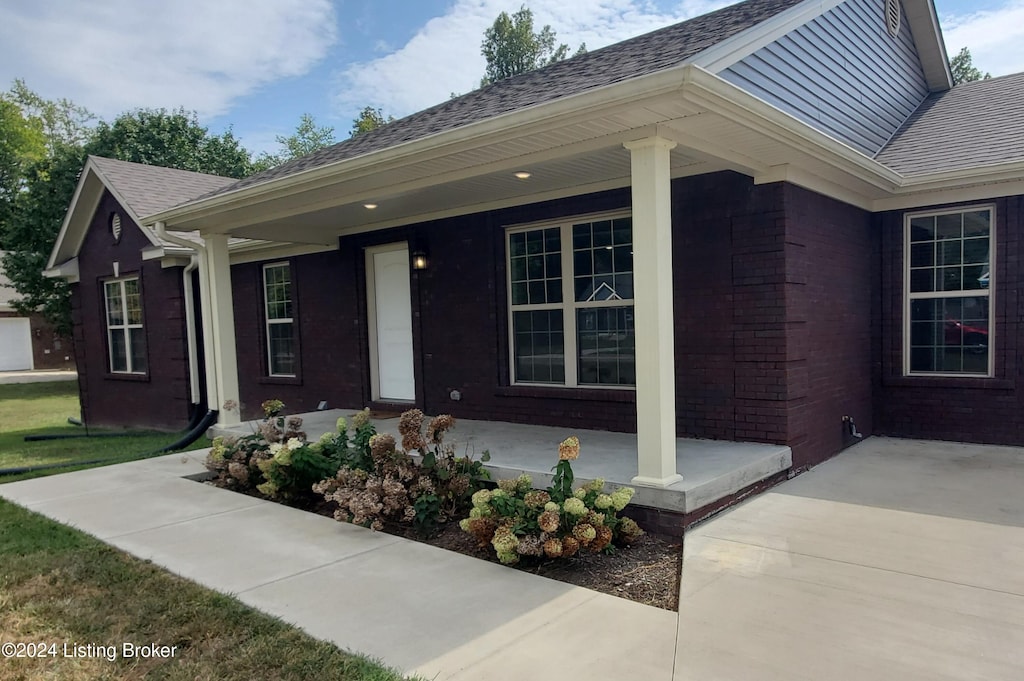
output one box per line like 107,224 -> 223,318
206,412 -> 308,495
459,436 -> 644,564
314,409 -> 490,535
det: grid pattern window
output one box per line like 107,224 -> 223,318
508,215 -> 634,388
104,277 -> 146,374
263,263 -> 296,377
905,207 -> 992,376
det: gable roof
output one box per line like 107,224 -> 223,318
875,72 -> 1024,176
189,0 -> 806,204
47,156 -> 235,268
89,156 -> 236,218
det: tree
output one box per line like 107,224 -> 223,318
260,113 -> 337,168
480,6 -> 585,86
1,144 -> 85,335
8,78 -> 95,151
350,106 -> 394,137
0,97 -> 46,247
949,47 -> 990,85
88,108 -> 258,179
2,102 -> 266,335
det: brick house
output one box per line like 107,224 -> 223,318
46,0 -> 1024,487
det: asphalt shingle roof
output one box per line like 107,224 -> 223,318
876,72 -> 1024,176
89,156 -> 236,218
190,0 -> 805,204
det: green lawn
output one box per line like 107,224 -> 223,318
0,501 -> 414,681
0,382 -> 208,481
0,381 -> 417,681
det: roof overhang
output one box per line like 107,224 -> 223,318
42,257 -> 79,283
146,60 -> 1013,246
47,157 -> 163,271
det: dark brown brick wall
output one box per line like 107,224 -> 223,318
73,191 -> 192,430
781,184 -> 874,469
875,196 -> 1023,444
230,173 -> 872,469
232,250 -> 365,421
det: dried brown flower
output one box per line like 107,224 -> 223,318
558,436 -> 580,461
425,414 -> 455,444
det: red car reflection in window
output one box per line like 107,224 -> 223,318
945,318 -> 988,352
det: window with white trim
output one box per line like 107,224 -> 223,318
104,277 -> 147,374
263,262 -> 296,377
905,206 -> 993,376
508,215 -> 635,387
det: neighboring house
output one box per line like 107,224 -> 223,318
0,251 -> 74,372
46,0 -> 1024,487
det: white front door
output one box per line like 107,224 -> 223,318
367,244 -> 416,402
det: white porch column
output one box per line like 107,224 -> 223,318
205,234 -> 241,426
624,136 -> 683,488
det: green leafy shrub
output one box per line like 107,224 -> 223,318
314,409 -> 489,535
206,408 -> 338,502
459,436 -> 644,564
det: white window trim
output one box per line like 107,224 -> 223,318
263,261 -> 296,378
104,276 -> 145,374
903,204 -> 995,378
506,210 -> 635,390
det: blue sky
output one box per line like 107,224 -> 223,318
0,0 -> 1020,157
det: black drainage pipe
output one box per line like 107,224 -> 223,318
1,410 -> 219,478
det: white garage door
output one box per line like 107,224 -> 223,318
0,318 -> 33,371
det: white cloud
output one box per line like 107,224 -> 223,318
333,0 -> 730,119
0,0 -> 337,120
941,1 -> 1024,77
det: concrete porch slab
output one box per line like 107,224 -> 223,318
211,408 -> 792,515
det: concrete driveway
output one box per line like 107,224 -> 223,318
677,436 -> 1024,680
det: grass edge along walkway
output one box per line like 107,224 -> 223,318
0,499 -> 421,681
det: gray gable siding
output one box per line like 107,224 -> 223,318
720,0 -> 929,155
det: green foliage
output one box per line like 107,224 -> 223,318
0,85 -> 267,336
88,107 -> 257,178
949,47 -> 990,85
7,78 -> 95,151
479,6 -> 585,86
206,411 -> 340,502
350,106 -> 394,137
260,113 -> 336,168
460,438 -> 643,565
0,97 -> 45,244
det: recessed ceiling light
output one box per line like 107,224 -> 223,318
514,171 -> 531,179
364,203 -> 378,210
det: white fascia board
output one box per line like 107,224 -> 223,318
48,156 -> 162,269
228,241 -> 339,265
680,66 -> 903,190
143,67 -> 695,228
47,164 -> 102,269
692,0 -> 845,73
42,257 -> 79,283
903,0 -> 953,91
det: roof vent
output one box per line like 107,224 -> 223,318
110,213 -> 122,242
885,0 -> 901,38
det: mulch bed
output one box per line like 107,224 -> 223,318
279,493 -> 683,611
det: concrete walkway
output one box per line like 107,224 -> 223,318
0,369 -> 77,384
0,451 -> 676,680
1,436 -> 1022,679
677,437 -> 1024,680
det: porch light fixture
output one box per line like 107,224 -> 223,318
412,250 -> 429,270
364,203 -> 378,210
514,171 -> 531,179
